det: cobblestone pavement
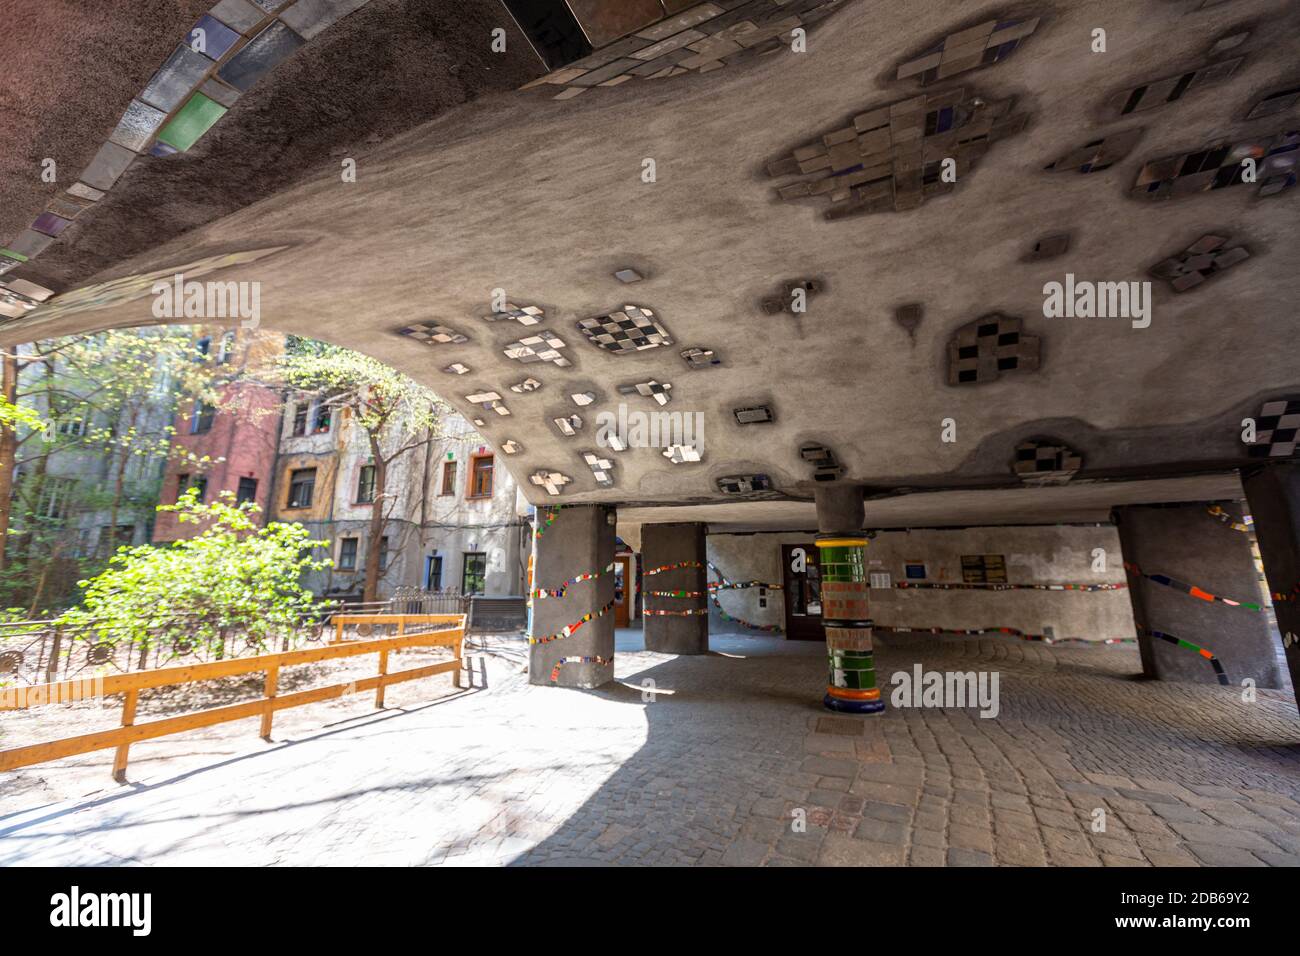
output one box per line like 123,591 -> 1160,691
1,630 -> 1297,866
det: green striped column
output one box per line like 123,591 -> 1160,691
815,536 -> 884,714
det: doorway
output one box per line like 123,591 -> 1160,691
613,554 -> 633,628
781,543 -> 823,640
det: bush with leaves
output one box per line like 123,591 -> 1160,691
59,490 -> 331,661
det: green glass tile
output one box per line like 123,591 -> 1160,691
156,93 -> 228,152
0,249 -> 30,262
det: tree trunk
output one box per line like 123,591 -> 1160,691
362,435 -> 388,605
0,351 -> 18,571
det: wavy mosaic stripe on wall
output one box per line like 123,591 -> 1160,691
0,0 -> 379,316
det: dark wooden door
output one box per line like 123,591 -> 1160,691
613,555 -> 632,628
781,543 -> 823,640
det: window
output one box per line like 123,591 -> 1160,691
468,454 -> 494,498
57,417 -> 88,437
337,537 -> 358,571
356,464 -> 376,504
462,552 -> 487,595
236,476 -> 258,504
287,468 -> 316,509
189,475 -> 208,503
440,460 -> 457,496
425,555 -> 443,591
378,536 -> 390,571
36,477 -> 75,519
961,554 -> 1008,585
218,330 -> 236,364
291,403 -> 308,437
313,404 -> 331,433
175,473 -> 190,502
97,524 -> 135,557
190,401 -> 216,434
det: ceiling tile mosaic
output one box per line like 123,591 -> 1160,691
210,0 -> 267,34
1131,131 -> 1298,199
509,377 -> 543,393
947,314 -> 1041,386
140,45 -> 212,112
663,444 -> 703,464
218,20 -> 305,92
443,363 -> 471,375
718,474 -> 778,496
553,414 -> 582,436
483,302 -> 544,325
109,99 -> 170,153
761,278 -> 823,314
1013,439 -> 1082,485
1112,58 -> 1243,115
1248,399 -> 1300,458
1149,235 -> 1250,292
894,303 -> 923,339
766,89 -> 1026,218
1247,85 -> 1300,120
618,380 -> 672,405
895,18 -> 1040,85
800,443 -> 844,482
734,405 -> 775,424
582,451 -> 616,487
681,347 -> 720,369
400,322 -> 469,345
1045,129 -> 1144,173
501,440 -> 522,455
577,305 -> 672,354
571,391 -> 596,407
193,13 -> 243,60
465,391 -> 510,416
613,268 -> 643,283
1023,233 -> 1070,262
503,330 -> 572,367
280,0 -> 375,41
530,470 -> 571,496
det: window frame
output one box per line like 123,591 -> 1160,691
466,453 -> 494,499
286,468 -> 317,509
337,537 -> 358,571
440,459 -> 458,496
356,463 -> 376,504
461,551 -> 487,595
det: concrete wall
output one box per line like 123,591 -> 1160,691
706,524 -> 1136,640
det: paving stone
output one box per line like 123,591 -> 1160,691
947,847 -> 994,866
1185,844 -> 1268,867
854,817 -> 907,845
1167,822 -> 1281,851
819,833 -> 903,866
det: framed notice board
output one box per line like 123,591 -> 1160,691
961,554 -> 1007,584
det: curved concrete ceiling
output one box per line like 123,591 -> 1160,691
2,0 -> 1298,522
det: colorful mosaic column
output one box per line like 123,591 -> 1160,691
816,535 -> 884,714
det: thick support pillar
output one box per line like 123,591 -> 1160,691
814,485 -> 884,714
528,504 -> 616,688
1114,502 -> 1281,689
1241,463 -> 1300,711
641,522 -> 709,654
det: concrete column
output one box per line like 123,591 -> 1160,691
1240,463 -> 1300,711
641,522 -> 709,654
814,485 -> 884,714
528,504 -> 616,688
1113,502 -> 1281,689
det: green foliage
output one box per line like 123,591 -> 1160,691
58,491 -> 331,655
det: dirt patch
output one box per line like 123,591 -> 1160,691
0,643 -> 469,815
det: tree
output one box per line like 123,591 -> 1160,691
271,339 -> 460,603
0,328 -> 225,612
59,490 -> 330,662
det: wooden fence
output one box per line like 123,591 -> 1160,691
0,613 -> 466,781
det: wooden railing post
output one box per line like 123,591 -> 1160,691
452,632 -> 463,689
260,664 -> 279,741
46,626 -> 62,684
112,689 -> 139,782
375,649 -> 389,708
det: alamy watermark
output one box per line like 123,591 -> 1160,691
596,402 -> 705,454
151,273 -> 261,328
889,664 -> 1000,718
1042,273 -> 1151,329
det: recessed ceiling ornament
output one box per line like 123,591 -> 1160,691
582,451 -> 615,487
443,363 -> 471,375
530,470 -> 571,496
509,377 -> 543,393
761,279 -> 824,315
553,414 -> 582,437
1013,439 -> 1082,485
399,322 -> 469,344
681,347 -> 720,369
483,302 -> 544,325
1247,399 -> 1300,459
618,380 -> 672,405
718,474 -> 779,497
1149,235 -> 1250,292
800,443 -> 844,482
1111,58 -> 1243,116
1022,234 -> 1070,262
577,305 -> 672,354
896,18 -> 1040,84
1130,131 -> 1298,200
663,445 -> 703,464
503,330 -> 572,367
1044,129 -> 1143,173
501,440 -> 522,455
947,314 -> 1041,386
734,405 -> 775,425
465,391 -> 510,416
766,89 -> 1026,218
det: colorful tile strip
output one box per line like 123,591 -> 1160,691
550,656 -> 612,683
527,598 -> 617,646
1144,629 -> 1230,685
530,562 -> 615,599
1207,504 -> 1253,533
643,561 -> 706,576
1124,563 -> 1265,611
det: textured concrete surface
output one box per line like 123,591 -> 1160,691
1117,501 -> 1282,689
2,629 -> 1296,867
6,0 -> 1298,516
1243,462 -> 1300,706
642,521 -> 709,654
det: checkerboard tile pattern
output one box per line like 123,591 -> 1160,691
618,380 -> 672,405
582,451 -> 616,487
464,391 -> 510,416
1249,399 -> 1300,459
1013,440 -> 1082,485
1149,235 -> 1250,292
530,470 -> 571,495
1044,129 -> 1143,173
577,306 -> 673,354
483,302 -> 544,325
1113,58 -> 1242,115
503,331 -> 573,367
717,474 -> 779,497
401,322 -> 469,345
947,314 -> 1041,386
766,90 -> 1026,218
